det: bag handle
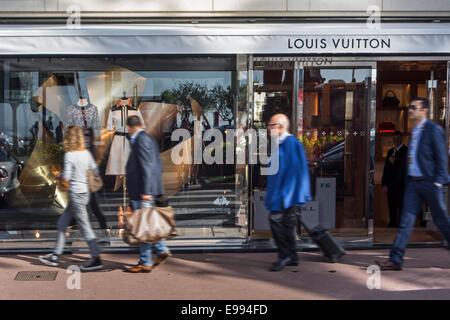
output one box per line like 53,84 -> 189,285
383,90 -> 397,98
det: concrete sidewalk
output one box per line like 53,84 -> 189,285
1,248 -> 450,300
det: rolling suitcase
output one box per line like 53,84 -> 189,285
297,214 -> 346,263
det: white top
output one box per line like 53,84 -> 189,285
63,150 -> 99,194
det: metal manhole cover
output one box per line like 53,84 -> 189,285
14,271 -> 58,281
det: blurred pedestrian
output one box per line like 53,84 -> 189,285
265,114 -> 312,271
382,131 -> 408,227
55,121 -> 64,144
39,125 -> 103,271
376,97 -> 450,270
44,116 -> 54,133
124,115 -> 170,273
29,121 -> 39,140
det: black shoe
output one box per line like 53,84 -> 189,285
272,260 -> 298,267
270,258 -> 291,272
80,257 -> 103,272
39,253 -> 59,267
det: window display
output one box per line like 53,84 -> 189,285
0,56 -> 248,242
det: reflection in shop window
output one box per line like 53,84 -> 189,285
0,56 -> 248,240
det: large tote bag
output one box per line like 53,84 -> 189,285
122,206 -> 177,244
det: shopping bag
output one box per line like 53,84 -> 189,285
122,206 -> 177,244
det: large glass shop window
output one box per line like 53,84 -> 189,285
0,56 -> 248,240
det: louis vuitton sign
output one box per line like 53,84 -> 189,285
0,24 -> 449,55
288,37 -> 391,51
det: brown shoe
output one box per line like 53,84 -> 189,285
154,251 -> 171,267
375,260 -> 402,271
124,263 -> 152,273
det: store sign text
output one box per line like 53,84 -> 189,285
288,37 -> 391,50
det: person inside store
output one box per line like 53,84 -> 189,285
376,97 -> 450,271
38,125 -> 103,271
124,115 -> 171,273
55,121 -> 64,144
44,116 -> 55,140
264,113 -> 311,272
44,116 -> 54,133
29,121 -> 39,141
381,131 -> 408,228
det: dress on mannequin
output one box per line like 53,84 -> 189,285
106,98 -> 145,176
65,99 -> 100,153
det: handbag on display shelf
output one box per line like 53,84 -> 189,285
122,204 -> 178,245
87,169 -> 103,193
382,90 -> 400,108
378,120 -> 396,133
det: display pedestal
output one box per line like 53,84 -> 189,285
254,191 -> 270,231
253,190 -> 319,231
315,177 -> 336,229
298,201 -> 319,230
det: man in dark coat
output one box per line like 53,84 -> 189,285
124,115 -> 170,273
382,131 -> 408,228
376,98 -> 450,271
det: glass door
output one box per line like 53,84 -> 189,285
250,59 -> 296,239
297,62 -> 375,241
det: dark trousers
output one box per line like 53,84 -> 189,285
269,206 -> 298,262
89,192 -> 107,229
389,180 -> 450,266
387,190 -> 403,227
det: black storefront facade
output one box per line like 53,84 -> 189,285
0,23 -> 449,251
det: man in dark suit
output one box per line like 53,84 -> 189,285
376,97 -> 450,270
124,115 -> 171,273
382,131 -> 408,228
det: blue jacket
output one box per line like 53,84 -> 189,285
126,131 -> 164,200
415,120 -> 449,185
264,135 -> 312,211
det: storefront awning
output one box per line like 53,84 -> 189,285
0,23 -> 449,55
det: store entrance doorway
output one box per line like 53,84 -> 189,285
373,60 -> 448,243
250,58 -> 375,243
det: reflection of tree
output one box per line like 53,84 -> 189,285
210,85 -> 233,125
161,82 -> 237,127
161,82 -> 214,124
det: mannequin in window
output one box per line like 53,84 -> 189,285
106,93 -> 145,179
66,96 -> 100,153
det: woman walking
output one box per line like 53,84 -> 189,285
39,125 -> 103,271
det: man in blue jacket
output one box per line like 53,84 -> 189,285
124,115 -> 171,273
376,97 -> 450,270
265,114 -> 312,271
